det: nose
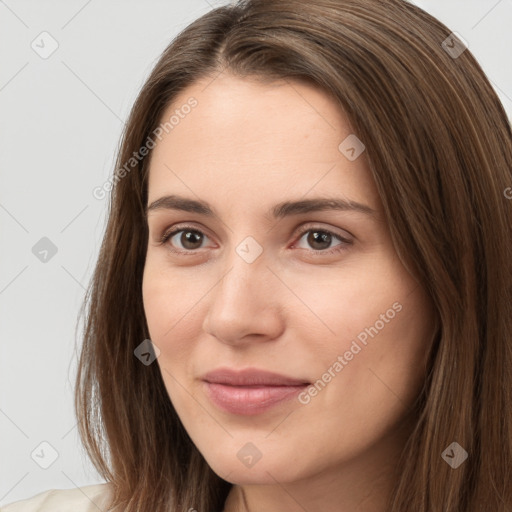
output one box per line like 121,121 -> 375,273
202,247 -> 284,346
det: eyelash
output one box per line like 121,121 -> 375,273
157,224 -> 353,256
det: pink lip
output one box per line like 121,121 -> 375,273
203,382 -> 309,415
202,367 -> 310,416
202,367 -> 310,386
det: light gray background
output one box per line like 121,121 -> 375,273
1,0 -> 511,506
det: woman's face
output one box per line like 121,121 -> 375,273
142,73 -> 436,488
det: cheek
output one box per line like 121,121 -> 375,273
142,266 -> 170,341
295,251 -> 435,405
363,285 -> 436,403
142,264 -> 202,417
142,262 -> 196,371
282,256 -> 410,357
143,257 -> 197,340
292,282 -> 434,459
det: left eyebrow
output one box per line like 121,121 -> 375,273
146,194 -> 378,219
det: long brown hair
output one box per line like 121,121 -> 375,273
75,1 -> 512,510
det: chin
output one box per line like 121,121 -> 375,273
200,443 -> 311,485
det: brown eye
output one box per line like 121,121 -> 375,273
177,230 -> 204,250
305,231 -> 333,251
159,225 -> 352,256
294,227 -> 352,254
160,227 -> 209,252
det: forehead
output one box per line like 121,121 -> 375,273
146,73 -> 381,213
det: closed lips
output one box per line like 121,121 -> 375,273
202,368 -> 310,387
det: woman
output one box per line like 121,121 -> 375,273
4,0 -> 511,510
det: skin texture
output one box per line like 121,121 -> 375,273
142,73 -> 437,512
